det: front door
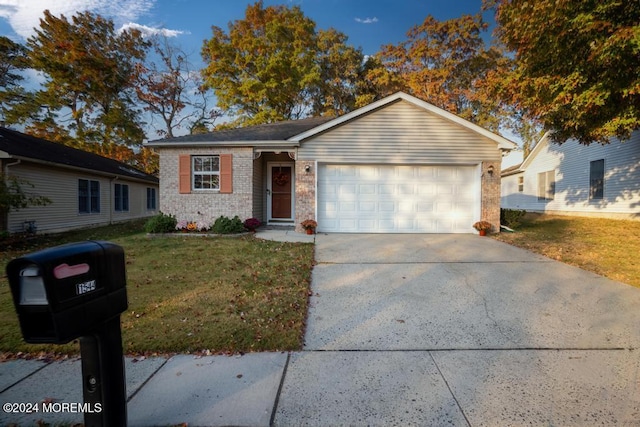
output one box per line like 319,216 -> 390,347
268,163 -> 294,222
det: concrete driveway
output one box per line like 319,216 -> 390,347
275,234 -> 640,426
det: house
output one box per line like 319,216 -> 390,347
147,92 -> 516,233
0,127 -> 159,234
501,130 -> 640,220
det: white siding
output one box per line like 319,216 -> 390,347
6,162 -> 158,234
298,100 -> 501,164
501,131 -> 640,218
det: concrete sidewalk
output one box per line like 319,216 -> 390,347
1,232 -> 639,426
1,349 -> 638,426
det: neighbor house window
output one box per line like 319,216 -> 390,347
537,170 -> 555,201
192,155 -> 220,190
590,159 -> 604,200
114,183 -> 129,212
146,187 -> 157,210
518,176 -> 524,192
79,179 -> 100,213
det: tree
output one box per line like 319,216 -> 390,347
201,1 -> 368,126
0,37 -> 31,126
0,174 -> 51,214
311,29 -> 370,117
23,10 -> 148,161
135,36 -> 220,138
489,0 -> 640,144
368,14 -> 510,133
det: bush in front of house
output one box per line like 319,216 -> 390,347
211,215 -> 245,234
500,208 -> 527,228
144,212 -> 178,233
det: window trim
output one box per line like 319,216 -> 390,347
192,155 -> 220,191
517,176 -> 524,193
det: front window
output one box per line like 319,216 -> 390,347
192,156 -> 220,190
590,159 -> 604,200
114,183 -> 129,212
518,176 -> 524,192
79,179 -> 100,213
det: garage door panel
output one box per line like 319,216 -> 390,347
317,164 -> 478,233
359,184 -> 376,194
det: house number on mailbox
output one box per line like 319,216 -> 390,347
76,280 -> 96,295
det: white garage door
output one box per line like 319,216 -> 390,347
317,164 -> 479,233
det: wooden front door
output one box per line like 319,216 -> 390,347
269,164 -> 293,221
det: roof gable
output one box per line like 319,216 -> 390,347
0,127 -> 158,183
290,92 -> 517,151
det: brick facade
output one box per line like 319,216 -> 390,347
294,160 -> 316,233
158,147 -> 254,224
481,160 -> 502,233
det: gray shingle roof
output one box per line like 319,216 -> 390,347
0,127 -> 158,184
149,116 -> 334,144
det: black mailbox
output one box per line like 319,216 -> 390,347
6,240 -> 128,344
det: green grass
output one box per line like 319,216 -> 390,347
0,221 -> 314,358
493,213 -> 640,288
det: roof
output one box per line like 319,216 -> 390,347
0,127 -> 158,184
147,116 -> 334,147
500,163 -> 524,177
147,92 -> 517,151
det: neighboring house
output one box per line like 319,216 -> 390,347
147,92 -> 516,233
501,130 -> 640,220
0,127 -> 159,234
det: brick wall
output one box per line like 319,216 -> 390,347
481,161 -> 502,233
158,147 -> 254,224
294,160 -> 316,233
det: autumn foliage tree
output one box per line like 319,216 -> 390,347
23,10 -> 148,164
369,14 -> 510,133
201,1 -> 371,126
489,0 -> 640,144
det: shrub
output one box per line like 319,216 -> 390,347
243,217 -> 261,231
500,209 -> 527,228
144,212 -> 177,233
211,215 -> 245,234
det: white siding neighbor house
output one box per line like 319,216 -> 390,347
501,130 -> 640,220
148,92 -> 516,234
0,127 -> 159,234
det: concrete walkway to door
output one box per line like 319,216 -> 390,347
274,234 -> 640,426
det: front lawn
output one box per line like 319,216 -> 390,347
492,213 -> 640,288
0,221 -> 314,357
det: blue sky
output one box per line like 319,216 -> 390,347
0,0 -> 493,60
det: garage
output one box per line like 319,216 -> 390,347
317,164 -> 480,233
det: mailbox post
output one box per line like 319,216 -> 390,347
6,241 -> 129,427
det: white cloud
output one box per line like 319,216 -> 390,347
119,22 -> 185,38
0,0 -> 159,39
354,17 -> 379,24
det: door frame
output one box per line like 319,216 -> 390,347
267,161 -> 295,223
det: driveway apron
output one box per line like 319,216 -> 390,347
274,234 -> 640,426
